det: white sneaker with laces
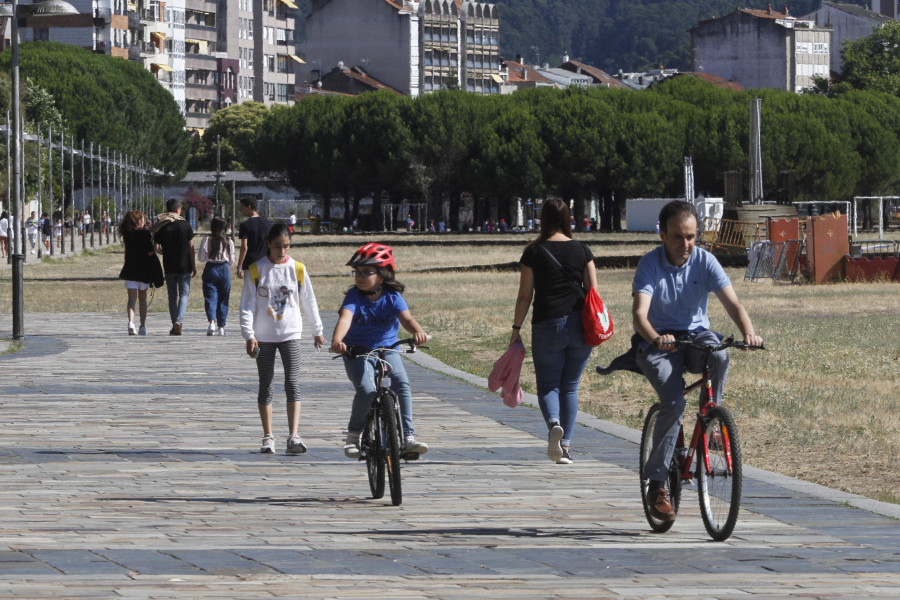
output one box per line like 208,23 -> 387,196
260,435 -> 276,454
217,327 -> 225,336
403,436 -> 429,455
128,322 -> 137,336
286,434 -> 307,454
207,323 -> 216,336
343,431 -> 361,459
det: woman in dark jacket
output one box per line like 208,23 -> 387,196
118,210 -> 163,335
510,198 -> 600,465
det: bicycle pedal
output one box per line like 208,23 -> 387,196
401,452 -> 420,461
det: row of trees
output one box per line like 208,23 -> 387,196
190,76 -> 900,231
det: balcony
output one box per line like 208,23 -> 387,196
141,8 -> 157,22
93,7 -> 110,25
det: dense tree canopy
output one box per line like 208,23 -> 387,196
0,41 -> 190,177
840,21 -> 900,97
189,102 -> 269,171
244,78 -> 900,231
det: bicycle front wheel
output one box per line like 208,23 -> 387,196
639,403 -> 681,532
364,409 -> 385,499
380,389 -> 403,506
697,406 -> 742,541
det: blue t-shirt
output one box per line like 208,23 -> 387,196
340,287 -> 409,349
632,246 -> 731,332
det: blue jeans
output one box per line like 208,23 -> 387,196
202,263 -> 231,327
165,272 -> 191,325
531,311 -> 593,448
636,329 -> 729,483
344,352 -> 414,438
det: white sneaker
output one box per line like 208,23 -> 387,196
260,435 -> 276,454
217,327 -> 225,336
138,326 -> 147,336
286,434 -> 307,454
403,436 -> 429,455
128,322 -> 137,336
207,323 -> 216,336
547,424 -> 564,462
343,431 -> 360,459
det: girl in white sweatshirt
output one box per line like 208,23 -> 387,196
240,223 -> 325,455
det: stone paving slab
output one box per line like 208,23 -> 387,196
0,312 -> 899,599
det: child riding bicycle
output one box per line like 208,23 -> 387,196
632,201 -> 762,522
330,243 -> 430,459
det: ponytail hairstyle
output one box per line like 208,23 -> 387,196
525,198 -> 572,251
208,216 -> 228,260
118,210 -> 144,238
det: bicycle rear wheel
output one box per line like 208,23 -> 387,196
363,409 -> 385,499
380,389 -> 403,506
639,403 -> 681,532
697,406 -> 742,541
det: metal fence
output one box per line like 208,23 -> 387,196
745,240 -> 803,283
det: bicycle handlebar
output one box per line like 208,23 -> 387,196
340,335 -> 432,359
672,336 -> 765,352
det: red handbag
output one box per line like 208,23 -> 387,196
582,287 -> 614,346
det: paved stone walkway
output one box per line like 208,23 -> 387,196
1,312 -> 899,599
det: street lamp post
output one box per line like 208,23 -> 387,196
5,0 -> 80,339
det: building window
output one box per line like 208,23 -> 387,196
277,83 -> 289,102
266,54 -> 275,72
796,42 -> 811,54
814,42 -> 828,54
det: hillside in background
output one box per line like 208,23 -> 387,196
294,1 -> 870,74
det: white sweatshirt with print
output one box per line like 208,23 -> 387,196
239,256 -> 324,343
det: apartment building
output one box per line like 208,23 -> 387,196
803,1 -> 892,74
301,0 -> 501,97
691,7 -> 831,93
217,0 -> 299,107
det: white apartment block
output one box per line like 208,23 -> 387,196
691,7 -> 831,93
301,0 -> 501,96
17,0 -> 297,132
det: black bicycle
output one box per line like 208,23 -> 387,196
341,338 -> 427,506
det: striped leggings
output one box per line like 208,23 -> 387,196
256,339 -> 303,406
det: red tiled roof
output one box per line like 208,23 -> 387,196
559,60 -> 627,88
503,60 -> 552,84
676,71 -> 745,91
342,67 -> 403,94
741,8 -> 792,19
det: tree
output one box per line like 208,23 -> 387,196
188,102 -> 269,171
0,41 -> 191,177
840,21 -> 900,97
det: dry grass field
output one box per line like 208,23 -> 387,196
2,233 -> 898,504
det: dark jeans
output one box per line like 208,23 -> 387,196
202,262 -> 231,326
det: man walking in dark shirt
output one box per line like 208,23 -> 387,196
235,197 -> 273,280
154,198 -> 196,335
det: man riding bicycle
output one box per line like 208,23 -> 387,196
632,201 -> 763,522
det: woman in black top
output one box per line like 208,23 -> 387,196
118,210 -> 163,335
510,198 -> 599,465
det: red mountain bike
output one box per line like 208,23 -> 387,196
639,336 -> 764,541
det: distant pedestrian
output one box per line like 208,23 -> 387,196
0,211 -> 9,258
40,213 -> 51,251
153,198 -> 196,336
26,211 -> 38,253
118,210 -> 164,336
236,197 -> 273,281
240,223 -> 324,454
198,216 -> 235,336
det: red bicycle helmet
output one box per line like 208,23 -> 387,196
347,243 -> 396,271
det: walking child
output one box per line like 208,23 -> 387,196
329,243 -> 430,458
240,224 -> 325,454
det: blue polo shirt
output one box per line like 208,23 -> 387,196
340,287 -> 409,349
632,246 -> 731,332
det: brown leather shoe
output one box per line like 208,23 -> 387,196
648,488 -> 676,521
